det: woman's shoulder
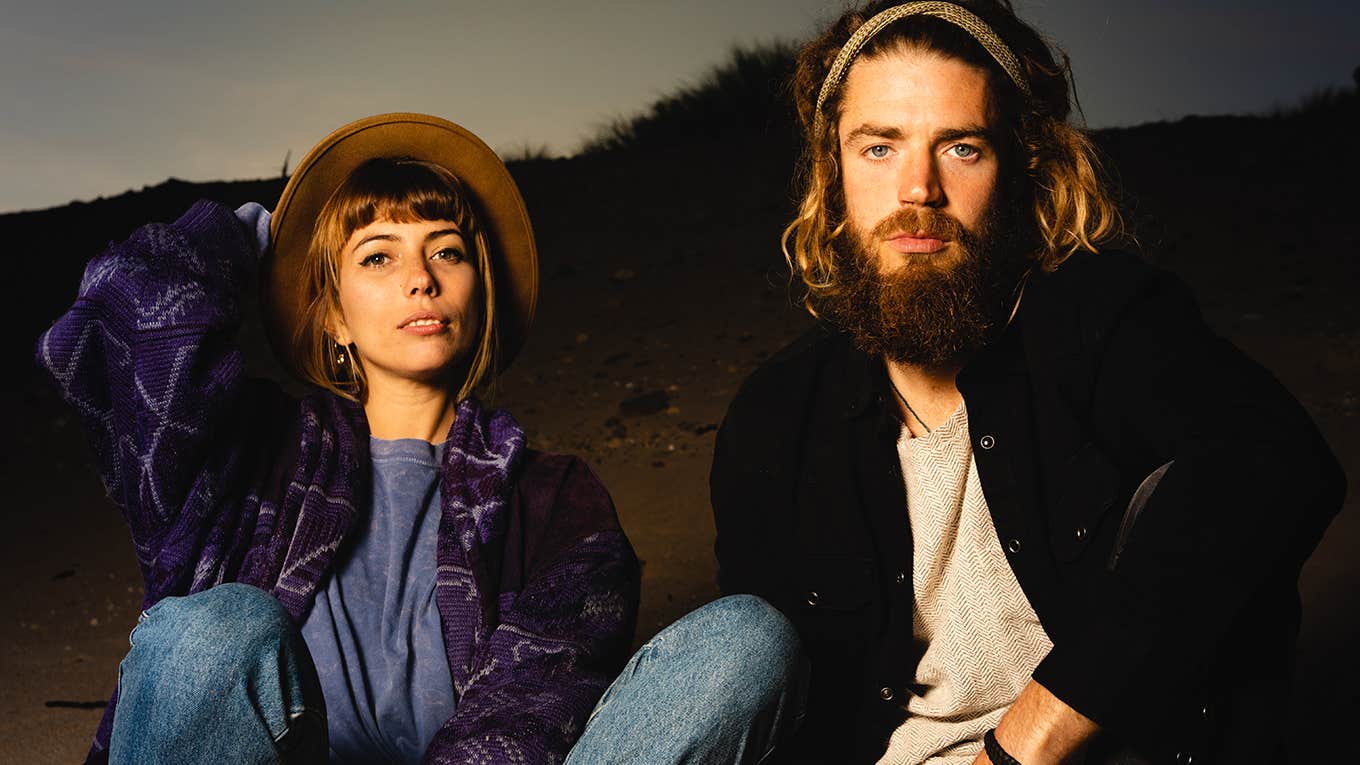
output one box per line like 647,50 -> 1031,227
513,449 -> 611,507
508,448 -> 628,541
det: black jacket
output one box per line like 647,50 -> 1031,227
711,250 -> 1344,764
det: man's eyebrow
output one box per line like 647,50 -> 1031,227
843,123 -> 904,144
842,123 -> 998,146
935,125 -> 996,145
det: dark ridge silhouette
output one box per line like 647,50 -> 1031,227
581,43 -> 800,161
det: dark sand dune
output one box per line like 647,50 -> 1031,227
3,80 -> 1356,761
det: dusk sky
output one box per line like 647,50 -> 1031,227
3,0 -> 1357,213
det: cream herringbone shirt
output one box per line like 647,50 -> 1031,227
877,404 -> 1053,765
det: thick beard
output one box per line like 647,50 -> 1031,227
829,202 -> 1025,369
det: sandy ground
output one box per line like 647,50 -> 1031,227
2,135 -> 1356,762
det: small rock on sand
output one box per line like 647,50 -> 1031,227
619,390 -> 670,417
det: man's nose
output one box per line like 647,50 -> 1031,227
898,154 -> 943,207
406,259 -> 438,297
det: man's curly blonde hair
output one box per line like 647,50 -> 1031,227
784,0 -> 1125,317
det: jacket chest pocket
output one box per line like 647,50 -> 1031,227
1048,442 -> 1122,562
794,554 -> 876,638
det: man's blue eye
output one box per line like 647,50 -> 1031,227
868,145 -> 891,159
951,144 -> 979,159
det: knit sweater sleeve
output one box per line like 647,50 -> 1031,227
35,200 -> 259,562
424,455 -> 641,765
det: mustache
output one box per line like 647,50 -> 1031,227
869,206 -> 968,242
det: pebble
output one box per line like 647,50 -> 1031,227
619,390 -> 670,417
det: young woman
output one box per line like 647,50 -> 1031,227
40,112 -> 806,765
38,114 -> 645,764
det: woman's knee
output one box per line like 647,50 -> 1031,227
698,594 -> 800,660
653,594 -> 804,697
568,597 -> 806,763
131,583 -> 295,673
112,585 -> 319,764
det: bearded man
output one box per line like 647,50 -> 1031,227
710,2 -> 1345,764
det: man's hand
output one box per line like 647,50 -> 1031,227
970,680 -> 1099,765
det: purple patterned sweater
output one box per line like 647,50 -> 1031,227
36,200 -> 641,764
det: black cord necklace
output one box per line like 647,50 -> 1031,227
887,376 -> 932,435
885,270 -> 1029,438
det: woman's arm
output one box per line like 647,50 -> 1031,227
36,200 -> 269,564
424,454 -> 641,765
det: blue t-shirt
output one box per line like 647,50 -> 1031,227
300,437 -> 457,764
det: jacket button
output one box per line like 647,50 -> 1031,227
1075,526 -> 1088,541
979,435 -> 996,450
1006,538 -> 1022,554
895,571 -> 907,585
805,591 -> 820,607
1175,752 -> 1193,764
879,687 -> 895,701
1200,705 -> 1210,720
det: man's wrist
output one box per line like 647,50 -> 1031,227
993,679 -> 1099,763
985,728 -> 1023,765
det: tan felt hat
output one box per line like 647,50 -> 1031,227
262,112 -> 538,376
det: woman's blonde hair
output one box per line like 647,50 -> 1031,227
784,0 -> 1126,317
295,158 -> 500,403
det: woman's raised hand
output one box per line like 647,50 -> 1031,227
234,202 -> 272,260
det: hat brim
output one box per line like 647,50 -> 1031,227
263,112 -> 537,379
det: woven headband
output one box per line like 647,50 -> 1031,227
812,1 -> 1032,139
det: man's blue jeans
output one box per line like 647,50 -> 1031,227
108,584 -> 806,764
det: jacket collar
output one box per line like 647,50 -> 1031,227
439,395 -> 526,546
843,339 -> 891,422
433,394 -> 526,694
835,311 -> 1029,425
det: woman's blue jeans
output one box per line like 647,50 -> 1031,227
109,583 -> 326,764
108,584 -> 806,764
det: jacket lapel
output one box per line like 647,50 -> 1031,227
435,396 -> 526,693
849,390 -> 912,590
958,318 -> 1062,624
